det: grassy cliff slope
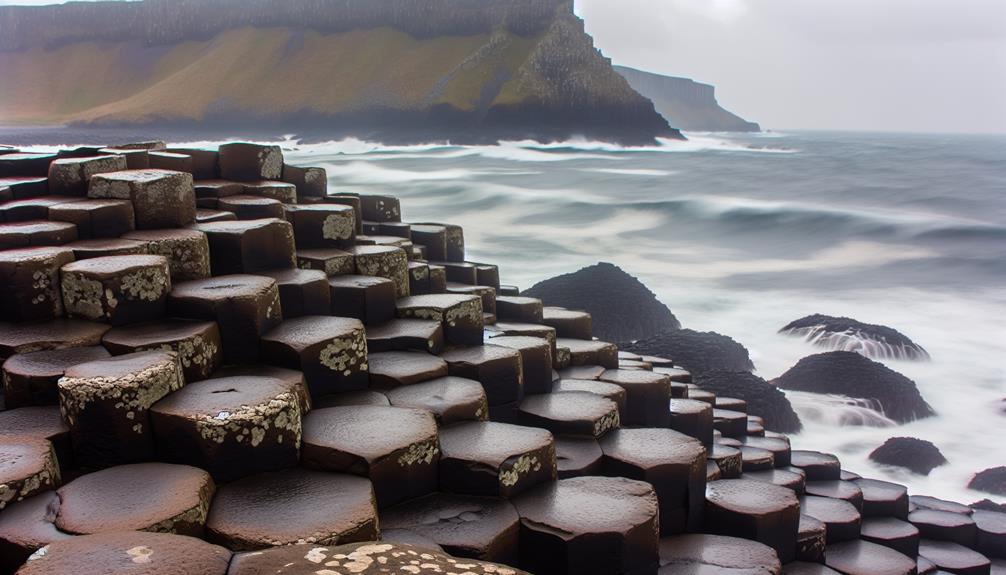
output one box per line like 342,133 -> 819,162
0,1 -> 678,143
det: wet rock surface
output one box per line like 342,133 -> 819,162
774,351 -> 935,423
523,262 -> 680,342
869,437 -> 948,475
626,328 -> 755,375
969,467 -> 1006,497
694,370 -> 803,433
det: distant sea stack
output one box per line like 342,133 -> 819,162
0,0 -> 680,145
614,65 -> 760,133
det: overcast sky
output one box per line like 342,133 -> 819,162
3,0 -> 1004,133
576,0 -> 1006,133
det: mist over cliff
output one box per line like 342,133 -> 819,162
0,0 -> 679,144
615,65 -> 760,133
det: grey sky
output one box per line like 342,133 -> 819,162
576,0 -> 1006,134
3,0 -> 1003,133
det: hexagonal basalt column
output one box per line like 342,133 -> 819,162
88,169 -> 196,229
790,450 -> 841,481
349,245 -> 410,298
488,335 -> 553,395
102,319 -> 220,383
54,463 -> 213,536
365,318 -> 445,355
287,204 -> 356,248
439,421 -> 556,498
854,478 -> 909,519
261,316 -> 368,396
47,155 -> 127,196
512,476 -> 660,575
381,493 -> 520,564
704,478 -> 801,563
168,275 -> 282,364
518,391 -> 620,439
0,437 -> 60,511
329,275 -> 397,325
442,344 -> 524,408
2,346 -> 110,408
0,319 -> 109,361
360,195 -> 401,222
0,247 -> 75,323
384,376 -> 488,424
825,540 -> 917,575
659,534 -> 782,574
801,494 -> 862,543
60,255 -> 171,325
216,195 -> 284,219
397,294 -> 484,346
598,369 -> 673,428
367,351 -> 447,389
543,307 -> 592,339
14,531 -> 232,575
669,398 -> 714,444
64,238 -> 148,260
297,247 -> 355,276
57,350 -> 184,468
194,218 -> 296,275
558,338 -> 618,369
218,143 -> 284,182
241,180 -> 297,203
48,199 -> 134,239
600,427 -> 707,534
258,268 -> 331,319
150,375 -> 305,482
495,296 -> 544,324
301,405 -> 439,508
120,229 -> 211,281
282,164 -> 327,198
0,221 -> 78,250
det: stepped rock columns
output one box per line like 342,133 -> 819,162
0,139 -> 999,575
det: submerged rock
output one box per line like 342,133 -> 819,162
694,370 -> 802,433
523,262 -> 680,343
968,467 -> 1006,496
868,437 -> 947,475
626,329 -> 754,375
971,499 -> 1006,513
773,351 -> 934,423
780,314 -> 929,361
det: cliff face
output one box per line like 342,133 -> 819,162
0,0 -> 679,144
614,65 -> 759,133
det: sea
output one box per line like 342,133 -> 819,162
6,128 -> 1005,505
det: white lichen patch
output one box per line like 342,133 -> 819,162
322,214 -> 355,241
120,266 -> 170,302
0,444 -> 60,510
444,299 -> 482,328
593,410 -> 620,437
319,330 -> 368,376
126,546 -> 153,564
58,355 -> 184,430
499,454 -> 542,488
145,237 -> 211,280
143,335 -> 219,377
61,272 -> 106,320
396,439 -> 439,467
355,250 -> 408,297
192,389 -> 302,449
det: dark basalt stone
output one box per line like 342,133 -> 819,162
860,516 -> 920,558
14,531 -> 231,575
54,463 -> 213,536
2,346 -> 110,408
707,444 -> 743,479
438,421 -> 556,499
804,480 -> 864,511
693,370 -> 802,433
742,436 -> 792,467
555,436 -> 603,479
384,376 -> 488,424
745,468 -> 807,494
969,467 -> 1006,496
918,539 -> 992,575
380,493 -> 520,563
518,391 -> 620,439
972,509 -> 1006,559
824,539 -> 917,575
600,427 -> 707,535
800,495 -> 861,543
782,562 -> 841,575
658,533 -> 781,574
790,450 -> 841,481
205,468 -> 378,551
150,375 -> 306,482
704,478 -> 800,563
300,405 -> 439,508
780,313 -> 929,361
869,437 -> 948,475
855,477 -> 910,519
522,262 -> 680,343
626,328 -> 754,375
367,351 -> 448,389
227,542 -> 531,575
796,514 -> 827,563
773,351 -> 935,423
512,476 -> 660,575
909,508 -> 978,547
911,495 -> 973,515
0,437 -> 59,513
971,499 -> 1006,514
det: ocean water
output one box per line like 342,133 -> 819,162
9,128 -> 1006,504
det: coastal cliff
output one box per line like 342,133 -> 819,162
0,0 -> 679,144
615,65 -> 760,132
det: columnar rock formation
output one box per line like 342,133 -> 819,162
0,141 -> 1002,575
0,0 -> 678,144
